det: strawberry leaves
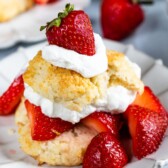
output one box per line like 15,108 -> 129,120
40,3 -> 74,31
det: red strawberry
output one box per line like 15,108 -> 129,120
40,3 -> 95,56
35,0 -> 48,4
25,100 -> 73,141
81,112 -> 122,137
83,132 -> 128,168
126,105 -> 168,159
35,0 -> 56,5
101,0 -> 144,40
0,75 -> 24,115
132,86 -> 167,114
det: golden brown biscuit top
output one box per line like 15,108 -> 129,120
23,51 -> 107,111
23,50 -> 144,111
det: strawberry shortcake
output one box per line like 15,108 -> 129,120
0,3 -> 164,167
0,0 -> 34,22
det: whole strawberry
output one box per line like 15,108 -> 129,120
41,3 -> 95,56
83,132 -> 128,168
101,0 -> 144,40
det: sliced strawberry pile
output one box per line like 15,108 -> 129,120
125,105 -> 168,159
83,132 -> 128,168
82,86 -> 168,165
81,111 -> 122,137
25,100 -> 74,141
132,86 -> 167,114
0,75 -> 24,115
40,3 -> 95,56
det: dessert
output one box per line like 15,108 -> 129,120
0,0 -> 56,22
0,0 -> 34,22
0,3 -> 166,168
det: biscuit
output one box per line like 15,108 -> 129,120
23,51 -> 107,111
0,0 -> 34,22
107,50 -> 144,94
15,99 -> 97,166
23,50 -> 143,112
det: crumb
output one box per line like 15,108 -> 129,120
8,128 -> 16,135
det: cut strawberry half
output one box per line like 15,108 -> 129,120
25,100 -> 74,141
126,105 -> 168,159
0,75 -> 24,115
83,132 -> 128,168
132,86 -> 167,114
81,111 -> 122,137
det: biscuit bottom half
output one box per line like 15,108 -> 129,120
15,98 -> 97,166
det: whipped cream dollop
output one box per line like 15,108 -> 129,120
24,84 -> 136,124
42,33 -> 108,78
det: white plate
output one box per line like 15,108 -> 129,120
0,0 -> 90,49
0,40 -> 168,168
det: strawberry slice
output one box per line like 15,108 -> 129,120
40,3 -> 95,56
81,112 -> 122,137
0,75 -> 24,115
126,105 -> 168,159
25,100 -> 74,141
83,132 -> 128,168
132,86 -> 167,114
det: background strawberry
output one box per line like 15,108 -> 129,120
0,75 -> 24,115
40,3 -> 95,56
83,132 -> 128,168
101,0 -> 144,40
34,0 -> 56,5
81,112 -> 122,137
25,100 -> 74,141
126,105 -> 168,159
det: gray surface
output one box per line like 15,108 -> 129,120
0,0 -> 168,67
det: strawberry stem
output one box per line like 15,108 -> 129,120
132,0 -> 153,4
40,3 -> 74,31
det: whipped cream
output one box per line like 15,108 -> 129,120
42,33 -> 108,78
24,84 -> 136,124
25,31 -> 142,123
